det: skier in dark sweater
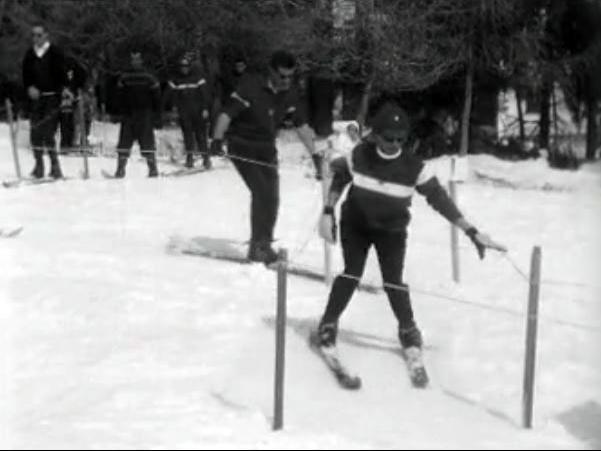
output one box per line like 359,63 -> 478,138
211,50 -> 321,265
163,56 -> 211,169
22,24 -> 71,178
315,102 -> 506,387
113,51 -> 162,178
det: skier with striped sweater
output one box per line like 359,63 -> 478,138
163,56 -> 211,169
315,102 -> 507,388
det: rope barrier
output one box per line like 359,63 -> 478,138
285,259 -> 601,334
8,133 -> 599,309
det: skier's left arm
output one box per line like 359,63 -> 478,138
149,74 -> 162,129
415,164 -> 507,259
196,74 -> 210,119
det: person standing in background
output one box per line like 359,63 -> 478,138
22,23 -> 71,178
112,51 -> 162,178
163,56 -> 211,169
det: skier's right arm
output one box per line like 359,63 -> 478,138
325,156 -> 352,209
319,157 -> 352,244
212,76 -> 254,154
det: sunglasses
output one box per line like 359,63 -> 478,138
32,32 -> 45,37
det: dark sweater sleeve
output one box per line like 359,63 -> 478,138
222,74 -> 253,119
197,74 -> 209,110
329,156 -> 352,194
149,74 -> 161,114
22,52 -> 33,89
415,165 -> 463,223
52,46 -> 68,90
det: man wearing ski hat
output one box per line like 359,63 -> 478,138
163,56 -> 211,169
314,101 -> 507,388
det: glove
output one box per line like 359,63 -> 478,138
210,138 -> 225,156
311,153 -> 323,181
318,206 -> 337,244
465,227 -> 507,260
27,86 -> 40,101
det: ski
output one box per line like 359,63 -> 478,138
402,347 -> 429,389
2,177 -> 67,189
101,169 -> 119,179
0,226 -> 23,238
174,236 -> 379,293
160,166 -> 207,177
309,331 -> 362,390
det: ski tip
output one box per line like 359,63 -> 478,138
0,226 -> 23,238
342,376 -> 362,390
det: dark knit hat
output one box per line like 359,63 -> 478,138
370,102 -> 410,138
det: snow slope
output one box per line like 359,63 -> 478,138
1,122 -> 600,449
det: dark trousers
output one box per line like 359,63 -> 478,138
30,95 -> 60,151
228,137 -> 279,243
117,111 -> 156,158
322,212 -> 416,328
59,110 -> 75,149
180,115 -> 208,156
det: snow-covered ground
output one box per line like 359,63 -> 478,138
1,121 -> 600,449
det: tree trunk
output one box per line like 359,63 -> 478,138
539,79 -> 551,150
586,93 -> 598,160
516,88 -> 526,144
356,77 -> 373,135
552,87 -> 559,139
460,53 -> 474,156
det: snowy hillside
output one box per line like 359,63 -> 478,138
1,121 -> 600,449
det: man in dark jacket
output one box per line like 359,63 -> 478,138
113,51 -> 162,178
211,50 -> 320,265
163,57 -> 211,169
22,24 -> 71,178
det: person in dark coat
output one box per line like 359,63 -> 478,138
22,24 -> 71,178
163,56 -> 211,169
211,50 -> 321,265
113,51 -> 162,178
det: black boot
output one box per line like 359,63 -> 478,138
30,150 -> 45,179
398,324 -> 423,350
247,239 -> 278,265
259,240 -> 278,265
311,153 -> 323,180
247,240 -> 259,262
48,152 -> 63,179
316,321 -> 338,348
202,155 -> 212,170
115,156 -> 128,178
146,153 -> 158,178
185,152 -> 194,169
398,324 -> 428,388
